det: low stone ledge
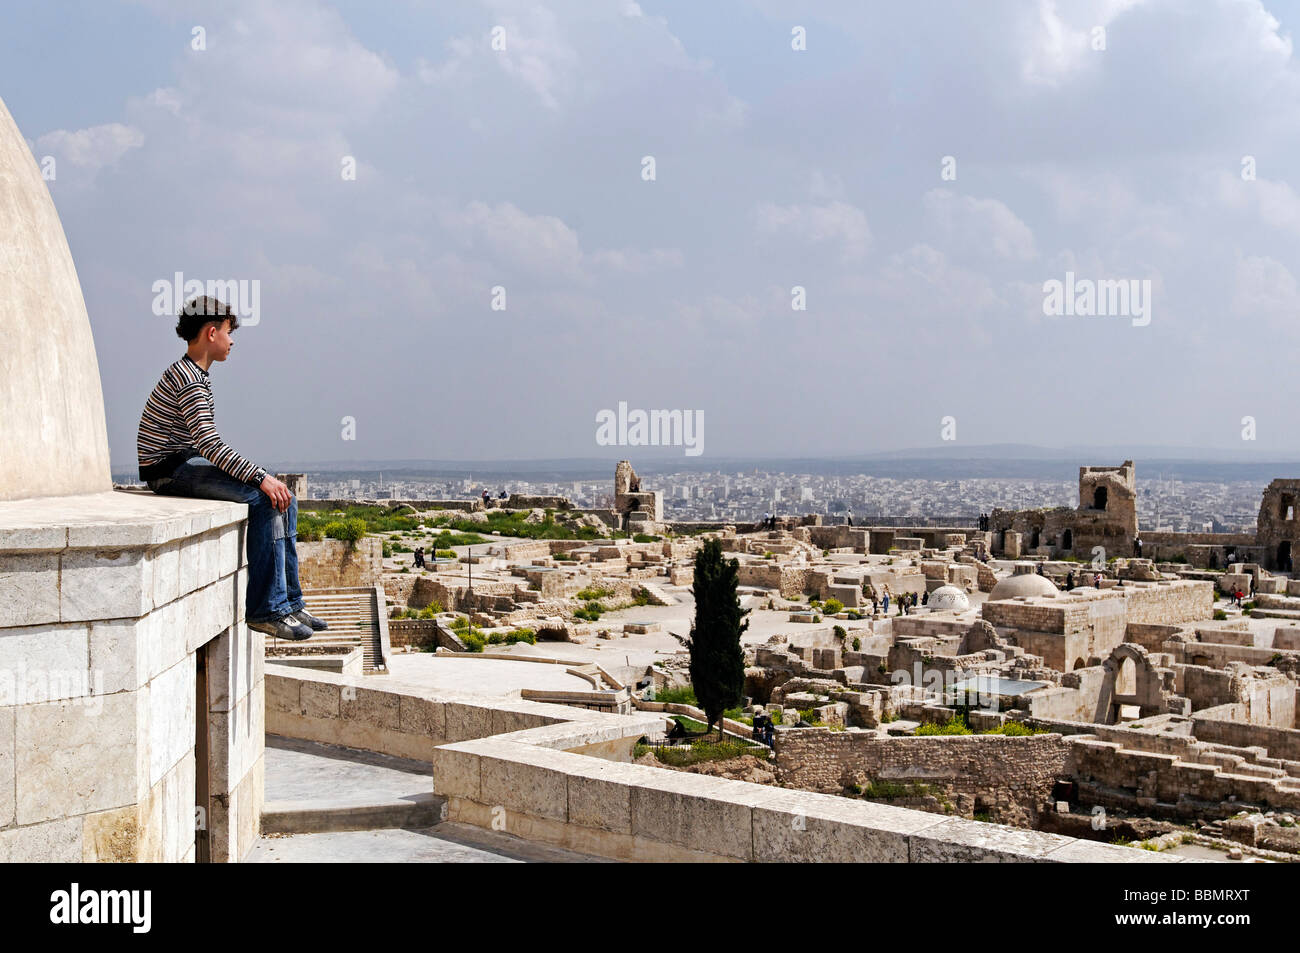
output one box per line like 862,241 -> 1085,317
0,489 -> 246,552
268,664 -> 1189,863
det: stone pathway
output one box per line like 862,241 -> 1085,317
252,734 -> 613,863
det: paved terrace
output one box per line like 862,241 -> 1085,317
264,662 -> 1199,863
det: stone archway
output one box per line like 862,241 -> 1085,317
1278,541 -> 1292,573
1093,486 -> 1108,511
1100,643 -> 1165,724
1062,528 -> 1073,551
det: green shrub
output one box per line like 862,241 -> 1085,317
574,601 -> 604,622
1213,609 -> 1228,620
824,598 -> 844,614
654,684 -> 697,706
916,717 -> 972,736
983,721 -> 1046,736
576,586 -> 613,601
506,628 -> 536,645
852,637 -> 861,651
632,589 -> 650,606
633,533 -> 659,543
381,541 -> 392,557
323,517 -> 367,548
434,549 -> 456,559
833,624 -> 847,640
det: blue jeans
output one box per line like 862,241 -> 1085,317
148,457 -> 304,623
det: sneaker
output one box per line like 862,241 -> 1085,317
293,609 -> 329,631
248,614 -> 313,641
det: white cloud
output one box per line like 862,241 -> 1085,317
754,200 -> 871,260
440,200 -> 586,279
1020,0 -> 1146,87
1210,171 -> 1300,234
1232,254 -> 1300,329
35,123 -> 143,170
922,189 -> 1037,260
589,247 -> 684,272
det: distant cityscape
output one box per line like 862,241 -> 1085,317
119,467 -> 1264,534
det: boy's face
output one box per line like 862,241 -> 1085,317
205,319 -> 235,361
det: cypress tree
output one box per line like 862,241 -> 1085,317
686,538 -> 749,740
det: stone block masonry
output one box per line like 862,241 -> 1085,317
774,729 -> 1070,827
0,490 -> 264,862
267,666 -> 1178,863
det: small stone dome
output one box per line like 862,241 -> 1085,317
927,585 -> 970,612
989,565 -> 1059,601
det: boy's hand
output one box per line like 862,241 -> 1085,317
260,475 -> 292,511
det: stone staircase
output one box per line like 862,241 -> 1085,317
264,585 -> 389,674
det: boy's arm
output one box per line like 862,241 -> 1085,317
176,379 -> 268,486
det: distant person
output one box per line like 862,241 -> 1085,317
847,509 -> 854,527
414,547 -> 425,569
882,590 -> 890,615
922,590 -> 929,606
499,489 -> 508,499
137,296 -> 324,641
481,488 -> 490,505
1094,573 -> 1102,588
1066,570 -> 1075,590
1134,536 -> 1142,558
1036,562 -> 1044,576
763,511 -> 771,530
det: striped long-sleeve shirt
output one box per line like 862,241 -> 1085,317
137,354 -> 268,486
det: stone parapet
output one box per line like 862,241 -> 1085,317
0,489 -> 262,862
266,665 -> 1184,863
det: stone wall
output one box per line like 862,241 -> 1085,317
295,537 -> 383,589
1192,707 -> 1300,760
773,729 -> 1071,826
1067,735 -> 1300,819
506,495 -> 573,510
299,499 -> 483,512
0,492 -> 263,862
266,666 -> 1166,862
736,563 -> 807,599
1123,581 -> 1215,625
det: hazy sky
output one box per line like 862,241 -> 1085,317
4,0 -> 1300,471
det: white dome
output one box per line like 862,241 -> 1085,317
0,95 -> 112,500
928,585 -> 970,612
989,572 -> 1059,601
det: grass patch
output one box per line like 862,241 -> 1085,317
299,505 -> 419,537
648,738 -> 765,767
428,509 -> 606,541
655,684 -> 697,706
